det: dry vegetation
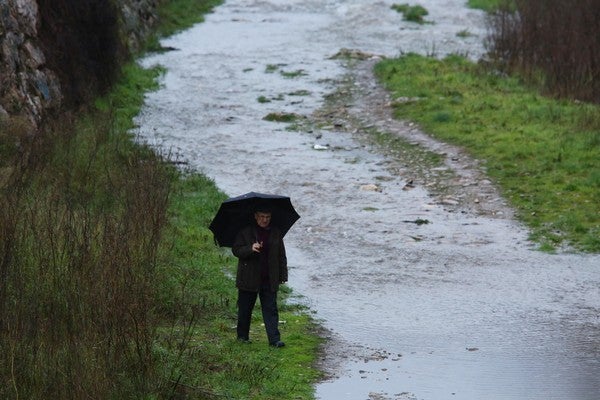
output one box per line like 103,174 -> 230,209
486,0 -> 600,103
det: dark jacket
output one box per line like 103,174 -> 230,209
232,225 -> 288,292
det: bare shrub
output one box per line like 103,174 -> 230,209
486,0 -> 600,103
0,114 -> 172,399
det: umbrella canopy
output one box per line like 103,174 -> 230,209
209,192 -> 300,247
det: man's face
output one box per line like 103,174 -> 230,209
254,212 -> 272,228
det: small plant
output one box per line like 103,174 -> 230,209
257,95 -> 271,103
403,218 -> 431,225
263,112 -> 301,122
391,3 -> 429,24
288,89 -> 311,96
265,64 -> 282,73
281,69 -> 308,78
456,29 -> 474,38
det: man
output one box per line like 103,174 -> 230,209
232,205 -> 287,347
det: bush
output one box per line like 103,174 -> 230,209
0,111 -> 173,399
391,3 -> 429,24
486,0 -> 600,103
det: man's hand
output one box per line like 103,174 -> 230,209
251,241 -> 263,253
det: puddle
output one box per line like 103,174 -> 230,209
136,1 -> 600,399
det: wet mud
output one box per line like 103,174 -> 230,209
136,1 -> 600,399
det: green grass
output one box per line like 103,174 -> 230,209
95,62 -> 165,130
467,0 -> 498,12
146,0 -> 224,52
375,54 -> 600,252
467,0 -> 516,12
391,3 -> 430,24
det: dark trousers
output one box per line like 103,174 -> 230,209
237,285 -> 281,344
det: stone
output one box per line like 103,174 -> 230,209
16,0 -> 39,36
360,183 -> 381,192
1,2 -> 19,33
43,68 -> 62,107
31,69 -> 50,100
23,40 -> 44,68
441,197 -> 459,205
2,31 -> 24,72
0,104 -> 8,120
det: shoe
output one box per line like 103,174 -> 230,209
270,341 -> 285,348
237,337 -> 252,344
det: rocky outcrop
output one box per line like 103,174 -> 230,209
0,0 -> 160,128
0,0 -> 59,127
121,0 -> 160,54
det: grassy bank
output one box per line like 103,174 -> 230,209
375,54 -> 600,252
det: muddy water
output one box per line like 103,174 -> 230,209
136,1 -> 600,399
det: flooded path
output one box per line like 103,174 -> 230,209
136,1 -> 600,399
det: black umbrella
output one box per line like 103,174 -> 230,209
209,192 -> 300,247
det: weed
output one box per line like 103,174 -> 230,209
363,207 -> 379,211
281,69 -> 308,78
288,89 -> 311,96
265,64 -> 281,73
263,112 -> 301,123
456,29 -> 474,38
391,3 -> 430,24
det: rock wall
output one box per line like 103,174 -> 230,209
0,0 -> 160,128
